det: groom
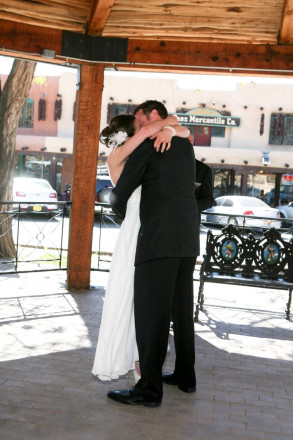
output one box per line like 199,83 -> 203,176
109,100 -> 199,407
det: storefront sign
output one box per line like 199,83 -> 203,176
282,174 -> 293,183
176,113 -> 241,127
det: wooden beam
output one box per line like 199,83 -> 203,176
127,40 -> 293,75
1,19 -> 293,76
279,0 -> 293,44
0,19 -> 63,58
67,64 -> 104,290
87,0 -> 116,36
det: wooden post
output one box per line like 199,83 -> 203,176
67,63 -> 104,290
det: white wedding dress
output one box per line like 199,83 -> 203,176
92,186 -> 141,380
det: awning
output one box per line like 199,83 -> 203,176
16,135 -> 73,154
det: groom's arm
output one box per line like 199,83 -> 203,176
195,161 -> 214,213
110,140 -> 153,219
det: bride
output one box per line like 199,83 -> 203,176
92,112 -> 190,381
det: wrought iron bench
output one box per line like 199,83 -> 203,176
194,224 -> 293,321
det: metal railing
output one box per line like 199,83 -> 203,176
0,201 -> 69,274
1,201 -> 292,275
0,201 -> 121,275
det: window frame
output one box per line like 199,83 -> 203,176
269,113 -> 293,145
19,98 -> 34,128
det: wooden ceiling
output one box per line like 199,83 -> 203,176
0,0 -> 292,44
1,1 -> 293,74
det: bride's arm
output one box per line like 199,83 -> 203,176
107,115 -> 178,184
153,124 -> 190,152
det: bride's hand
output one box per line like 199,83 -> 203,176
152,128 -> 173,152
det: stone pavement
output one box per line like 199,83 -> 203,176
0,269 -> 292,440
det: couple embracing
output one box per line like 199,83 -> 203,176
92,100 -> 199,407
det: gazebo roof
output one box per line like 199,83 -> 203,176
0,0 -> 291,45
0,1 -> 293,75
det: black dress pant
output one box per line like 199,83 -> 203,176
134,257 -> 196,400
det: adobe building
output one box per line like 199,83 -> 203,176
2,64 -> 293,206
0,68 -> 77,196
100,71 -> 293,206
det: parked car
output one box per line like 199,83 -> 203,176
13,177 -> 58,214
275,201 -> 293,228
96,176 -> 113,205
205,196 -> 281,228
59,176 -> 114,215
264,185 -> 293,206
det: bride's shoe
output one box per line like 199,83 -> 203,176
133,361 -> 141,384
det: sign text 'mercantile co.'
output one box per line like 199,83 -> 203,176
176,114 -> 241,127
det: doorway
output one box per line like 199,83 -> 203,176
194,125 -> 211,146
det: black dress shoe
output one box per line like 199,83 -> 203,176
162,372 -> 196,393
107,386 -> 161,407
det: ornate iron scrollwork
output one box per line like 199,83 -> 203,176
210,224 -> 245,271
196,225 -> 293,322
253,228 -> 287,277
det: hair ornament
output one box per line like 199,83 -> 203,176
108,130 -> 128,150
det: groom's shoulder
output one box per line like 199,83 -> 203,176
129,138 -> 154,158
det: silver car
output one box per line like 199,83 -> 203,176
205,196 -> 281,228
275,201 -> 293,228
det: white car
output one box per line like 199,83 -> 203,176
13,177 -> 58,214
205,196 -> 281,229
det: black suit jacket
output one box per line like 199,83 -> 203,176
111,137 -> 199,264
195,160 -> 214,213
194,160 -> 214,254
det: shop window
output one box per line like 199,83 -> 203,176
211,126 -> 225,137
188,124 -> 224,139
19,98 -> 34,128
233,174 -> 242,195
211,110 -> 230,138
247,173 -> 275,204
269,114 -> 293,145
213,169 -> 231,197
114,106 -> 127,116
107,103 -> 137,123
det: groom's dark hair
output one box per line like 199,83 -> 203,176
134,100 -> 168,119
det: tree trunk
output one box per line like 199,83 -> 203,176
0,59 -> 36,258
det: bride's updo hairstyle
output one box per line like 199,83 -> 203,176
100,114 -> 136,149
